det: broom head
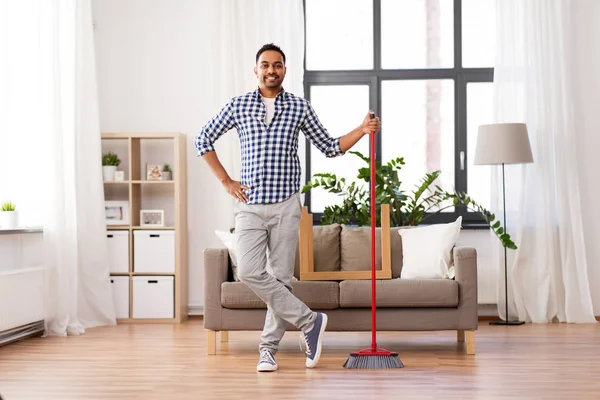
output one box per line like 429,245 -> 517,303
343,347 -> 404,369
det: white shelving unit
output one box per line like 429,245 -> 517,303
101,132 -> 188,324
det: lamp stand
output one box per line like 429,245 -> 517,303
490,163 -> 524,326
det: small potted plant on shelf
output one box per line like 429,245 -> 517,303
162,163 -> 172,180
102,151 -> 121,182
0,201 -> 18,229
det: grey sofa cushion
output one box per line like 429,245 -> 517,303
294,224 -> 341,278
221,281 -> 339,309
339,225 -> 409,278
339,279 -> 459,308
313,224 -> 342,272
340,225 -> 382,271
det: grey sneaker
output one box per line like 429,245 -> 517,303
257,349 -> 278,372
300,312 -> 328,368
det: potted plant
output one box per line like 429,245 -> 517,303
102,151 -> 121,181
162,163 -> 172,180
302,151 -> 516,250
0,201 -> 18,229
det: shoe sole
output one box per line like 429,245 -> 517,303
257,363 -> 278,372
306,313 -> 328,368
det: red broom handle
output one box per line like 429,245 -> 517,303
370,113 -> 377,351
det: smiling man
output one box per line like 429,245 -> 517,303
195,43 -> 380,372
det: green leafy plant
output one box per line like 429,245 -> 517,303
1,201 -> 16,212
163,163 -> 171,172
102,151 -> 121,166
301,151 -> 516,250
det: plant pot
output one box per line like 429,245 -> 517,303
163,171 -> 172,180
103,165 -> 117,181
0,211 -> 18,229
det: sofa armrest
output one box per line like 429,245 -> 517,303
454,246 -> 478,330
203,248 -> 229,331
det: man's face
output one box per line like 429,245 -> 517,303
254,50 -> 286,90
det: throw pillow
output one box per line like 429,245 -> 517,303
340,225 -> 382,271
294,224 -> 342,278
398,216 -> 462,279
313,224 -> 342,272
214,230 -> 240,281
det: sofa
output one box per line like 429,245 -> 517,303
203,221 -> 478,356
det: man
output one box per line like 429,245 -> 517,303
195,43 -> 380,372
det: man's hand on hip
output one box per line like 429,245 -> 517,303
200,151 -> 249,202
222,178 -> 250,203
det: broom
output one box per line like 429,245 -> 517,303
343,112 -> 404,369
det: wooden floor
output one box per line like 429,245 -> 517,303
1,317 -> 599,400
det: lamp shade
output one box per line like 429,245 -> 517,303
474,123 -> 534,165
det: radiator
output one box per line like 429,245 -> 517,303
0,266 -> 45,345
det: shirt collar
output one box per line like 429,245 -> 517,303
254,87 -> 287,101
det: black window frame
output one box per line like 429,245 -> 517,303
302,0 -> 493,228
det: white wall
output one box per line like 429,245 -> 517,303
92,0 -> 238,312
457,229 -> 497,304
91,0 -> 507,312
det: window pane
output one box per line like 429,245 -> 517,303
462,0 -> 496,67
381,0 -> 454,69
308,85 -> 370,213
381,80 -> 454,211
467,82 -> 493,210
305,0 -> 373,70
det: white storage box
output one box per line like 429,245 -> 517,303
110,276 -> 130,319
107,230 -> 129,273
132,276 -> 174,319
133,230 -> 175,273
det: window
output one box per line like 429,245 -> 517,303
303,0 -> 495,225
305,0 -> 373,70
309,85 -> 370,212
381,79 -> 455,196
381,0 -> 454,69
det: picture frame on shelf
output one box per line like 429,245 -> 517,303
146,163 -> 163,181
105,201 -> 130,225
114,171 -> 125,182
140,209 -> 164,227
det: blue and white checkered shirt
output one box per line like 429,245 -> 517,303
195,88 -> 344,204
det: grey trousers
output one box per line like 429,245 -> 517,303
235,192 -> 315,353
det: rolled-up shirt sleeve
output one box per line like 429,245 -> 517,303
195,99 -> 236,156
301,101 -> 344,158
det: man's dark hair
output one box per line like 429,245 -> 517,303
256,43 -> 286,64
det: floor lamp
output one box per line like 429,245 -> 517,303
474,123 -> 533,325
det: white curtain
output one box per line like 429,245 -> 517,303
491,0 -> 596,323
214,0 -> 305,224
0,0 -> 116,335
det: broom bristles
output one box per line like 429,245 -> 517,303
343,353 -> 404,369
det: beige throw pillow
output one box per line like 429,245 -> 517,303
340,225 -> 382,271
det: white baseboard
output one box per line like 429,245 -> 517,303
187,304 -> 497,317
188,304 -> 204,316
478,304 -> 499,317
